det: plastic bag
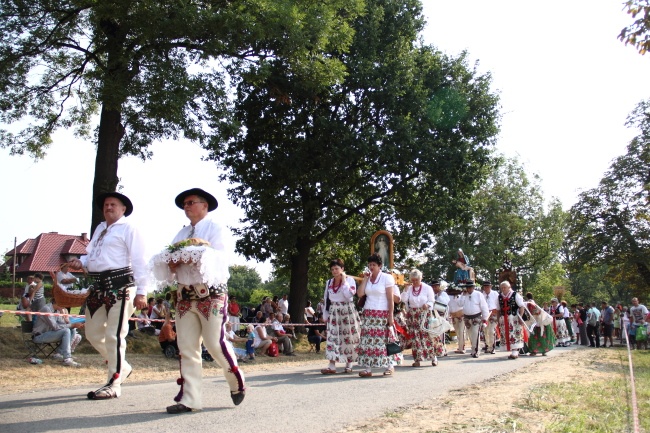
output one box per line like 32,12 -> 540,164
266,341 -> 279,357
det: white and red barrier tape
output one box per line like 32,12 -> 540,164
0,309 -> 326,326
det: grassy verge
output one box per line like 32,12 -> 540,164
517,349 -> 649,433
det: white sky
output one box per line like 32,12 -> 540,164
1,1 -> 649,280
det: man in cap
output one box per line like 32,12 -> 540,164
458,282 -> 489,358
165,188 -> 245,414
69,192 -> 150,399
481,281 -> 499,354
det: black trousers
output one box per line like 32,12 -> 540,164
587,324 -> 600,347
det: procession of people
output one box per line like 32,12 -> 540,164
36,196 -> 633,414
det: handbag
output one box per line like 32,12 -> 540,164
385,327 -> 402,355
357,295 -> 367,309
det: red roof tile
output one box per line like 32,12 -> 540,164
6,232 -> 90,273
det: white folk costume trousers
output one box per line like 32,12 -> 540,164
464,314 -> 482,356
452,316 -> 465,350
485,315 -> 498,352
85,285 -> 136,397
175,294 -> 245,410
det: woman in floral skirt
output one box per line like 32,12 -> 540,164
356,253 -> 398,377
401,269 -> 443,366
320,258 -> 361,374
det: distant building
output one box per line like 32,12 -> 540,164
3,232 -> 90,282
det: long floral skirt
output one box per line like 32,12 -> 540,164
325,301 -> 361,363
555,318 -> 570,343
356,309 -> 395,369
528,324 -> 556,354
405,307 -> 444,361
499,315 -> 524,350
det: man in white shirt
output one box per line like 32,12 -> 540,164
432,280 -> 450,356
459,282 -> 489,358
69,192 -> 149,400
271,312 -> 295,355
164,188 -> 246,414
448,293 -> 465,354
278,294 -> 289,315
481,282 -> 500,354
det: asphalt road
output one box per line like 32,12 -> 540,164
0,345 -> 577,433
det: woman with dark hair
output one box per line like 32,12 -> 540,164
356,253 -> 398,377
320,259 -> 360,374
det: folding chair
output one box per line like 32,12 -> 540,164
21,321 -> 61,359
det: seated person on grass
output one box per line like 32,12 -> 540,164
32,296 -> 84,367
159,312 -> 178,355
225,322 -> 250,362
270,312 -> 295,356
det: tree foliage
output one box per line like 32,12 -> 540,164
0,0 -> 363,232
567,100 -> 650,300
419,156 -> 566,289
227,265 -> 263,302
620,0 -> 650,55
208,0 -> 501,321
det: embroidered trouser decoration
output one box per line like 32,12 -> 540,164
464,314 -> 482,354
85,283 -> 135,399
174,293 -> 245,410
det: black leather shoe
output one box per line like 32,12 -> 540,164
166,403 -> 192,414
231,391 -> 246,406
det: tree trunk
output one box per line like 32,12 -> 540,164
288,237 -> 312,332
90,106 -> 124,236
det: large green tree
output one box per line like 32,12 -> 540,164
0,0 -> 363,233
208,0 -> 501,322
419,156 -> 566,289
567,100 -> 650,299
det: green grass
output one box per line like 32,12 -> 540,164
518,349 -> 650,433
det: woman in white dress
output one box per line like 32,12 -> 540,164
320,259 -> 361,374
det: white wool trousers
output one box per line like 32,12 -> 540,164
85,285 -> 136,397
175,295 -> 245,409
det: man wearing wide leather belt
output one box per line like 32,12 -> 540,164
481,281 -> 500,354
69,192 -> 150,400
165,188 -> 245,414
458,281 -> 489,358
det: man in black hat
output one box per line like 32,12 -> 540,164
164,188 -> 246,414
481,281 -> 499,354
69,192 -> 150,399
458,282 -> 489,358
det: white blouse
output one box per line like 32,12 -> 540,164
324,276 -> 357,303
401,283 -> 435,309
363,273 -> 396,311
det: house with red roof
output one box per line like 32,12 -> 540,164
3,232 -> 90,282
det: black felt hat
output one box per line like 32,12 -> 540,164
481,281 -> 493,287
95,192 -> 133,216
175,188 -> 218,212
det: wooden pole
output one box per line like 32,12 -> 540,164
11,237 -> 16,299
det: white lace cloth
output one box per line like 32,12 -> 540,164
150,246 -> 228,289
